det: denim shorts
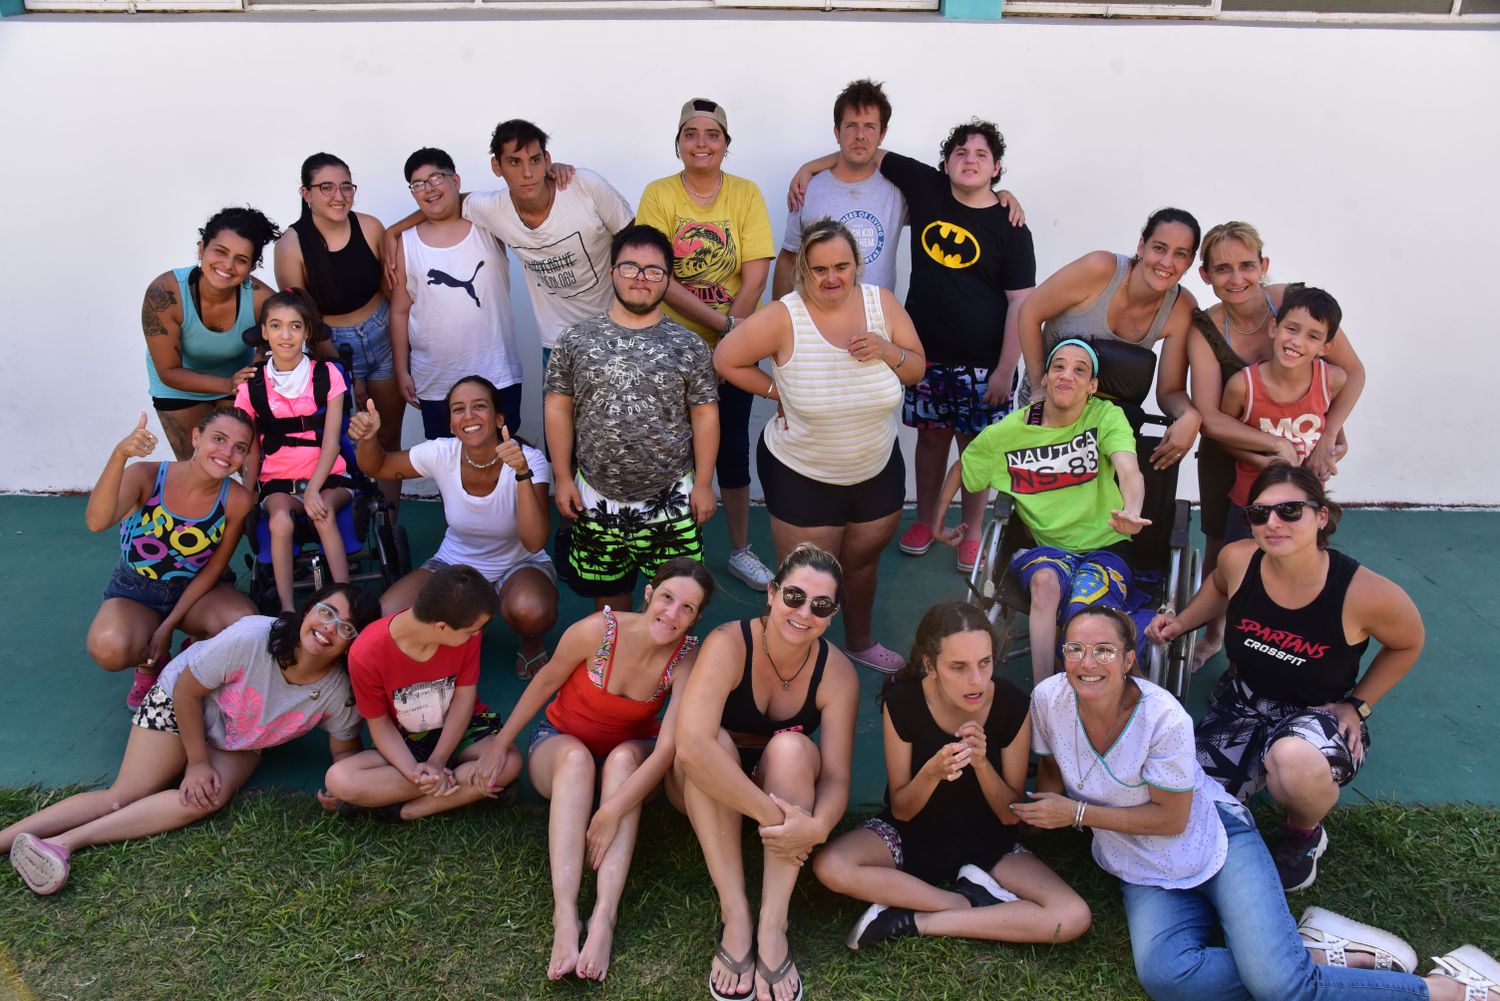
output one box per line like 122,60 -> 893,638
328,299 -> 394,382
421,552 -> 557,589
102,561 -> 191,618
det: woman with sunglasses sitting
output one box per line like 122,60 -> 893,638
670,543 -> 859,1001
3,583 -> 382,896
1148,463 -> 1424,893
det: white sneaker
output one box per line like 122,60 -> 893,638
1297,906 -> 1418,974
727,548 -> 774,589
1429,945 -> 1500,1001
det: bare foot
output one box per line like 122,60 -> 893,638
548,912 -> 580,980
316,789 -> 340,813
577,915 -> 615,981
711,919 -> 754,1000
1305,945 -> 1375,969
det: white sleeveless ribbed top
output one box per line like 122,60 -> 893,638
762,284 -> 903,486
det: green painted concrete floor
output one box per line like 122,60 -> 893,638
1,496 -> 1494,809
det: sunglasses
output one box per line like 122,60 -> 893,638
777,585 -> 839,618
312,601 -> 360,641
1242,500 -> 1321,527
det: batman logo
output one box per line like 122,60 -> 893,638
921,221 -> 981,269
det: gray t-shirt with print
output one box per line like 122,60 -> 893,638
544,313 -> 718,502
157,615 -> 363,752
782,171 -> 907,292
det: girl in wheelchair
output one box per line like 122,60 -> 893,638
933,339 -> 1150,685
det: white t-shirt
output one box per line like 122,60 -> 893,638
407,437 -> 553,580
462,169 -> 635,347
781,170 -> 907,292
1030,674 -> 1238,890
401,223 -> 521,400
157,616 -> 363,751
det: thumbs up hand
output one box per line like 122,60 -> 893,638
117,411 -> 159,458
348,398 -> 381,441
495,424 -> 528,475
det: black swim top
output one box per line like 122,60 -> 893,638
291,215 -> 382,317
720,618 -> 828,740
1225,548 -> 1370,706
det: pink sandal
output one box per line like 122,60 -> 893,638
10,833 -> 71,895
846,643 -> 906,675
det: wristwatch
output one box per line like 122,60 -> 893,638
1343,696 -> 1371,720
515,469 -> 534,482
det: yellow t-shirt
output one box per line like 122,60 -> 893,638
635,173 -> 775,345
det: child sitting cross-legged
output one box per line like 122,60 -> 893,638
323,564 -> 522,820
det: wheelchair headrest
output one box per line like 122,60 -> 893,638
1091,339 -> 1158,409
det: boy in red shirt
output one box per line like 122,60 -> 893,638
324,565 -> 522,819
1220,284 -> 1348,543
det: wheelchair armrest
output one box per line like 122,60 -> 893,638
992,493 -> 1016,520
1170,498 -> 1191,549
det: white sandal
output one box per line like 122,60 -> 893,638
1297,906 -> 1418,974
1430,945 -> 1500,1001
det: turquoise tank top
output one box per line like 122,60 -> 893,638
145,266 -> 256,401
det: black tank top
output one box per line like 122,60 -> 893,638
720,619 -> 828,740
1225,548 -> 1370,705
292,216 -> 382,316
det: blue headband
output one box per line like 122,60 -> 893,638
1047,338 -> 1100,377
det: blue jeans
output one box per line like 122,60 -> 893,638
1123,802 -> 1428,1001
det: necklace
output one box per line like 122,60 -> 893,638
761,620 -> 812,692
1073,689 -> 1135,786
679,170 -> 724,202
1225,300 -> 1273,337
463,450 -> 500,470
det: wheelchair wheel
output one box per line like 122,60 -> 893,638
1164,545 -> 1202,700
967,515 -> 1007,625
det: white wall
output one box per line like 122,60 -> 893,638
0,15 -> 1495,503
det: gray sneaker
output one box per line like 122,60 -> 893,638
727,548 -> 774,589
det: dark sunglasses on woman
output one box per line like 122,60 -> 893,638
1243,500 -> 1320,527
777,584 -> 839,618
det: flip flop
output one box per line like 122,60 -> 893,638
516,650 -> 548,680
708,923 -> 755,1001
755,947 -> 804,1001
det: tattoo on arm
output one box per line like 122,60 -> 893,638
142,281 -> 178,339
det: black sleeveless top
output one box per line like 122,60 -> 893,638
291,215 -> 382,316
1226,548 -> 1370,705
720,619 -> 828,740
881,675 -> 1027,846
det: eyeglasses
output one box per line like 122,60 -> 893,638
777,585 -> 839,619
1060,642 -> 1121,665
307,182 -> 357,198
613,262 -> 669,283
1242,500 -> 1320,526
312,601 -> 359,641
408,172 -> 454,193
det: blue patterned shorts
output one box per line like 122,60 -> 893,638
902,363 -> 1013,436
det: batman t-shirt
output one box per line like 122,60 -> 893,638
881,152 -> 1036,367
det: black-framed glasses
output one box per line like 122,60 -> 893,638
408,172 -> 454,194
778,585 -> 839,618
1060,642 -> 1121,665
312,601 -> 359,641
307,181 -> 357,198
1243,500 -> 1320,527
612,262 -> 669,283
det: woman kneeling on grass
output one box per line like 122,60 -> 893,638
1014,605 -> 1499,1001
469,558 -> 714,982
3,583 -> 381,895
814,601 -> 1090,950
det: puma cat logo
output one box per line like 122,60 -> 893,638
426,261 -> 485,308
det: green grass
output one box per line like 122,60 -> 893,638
1,790 -> 1495,1001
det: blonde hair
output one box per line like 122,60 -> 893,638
1199,220 -> 1266,269
793,217 -> 863,294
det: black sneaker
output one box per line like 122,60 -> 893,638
955,863 -> 1019,907
1275,823 -> 1328,892
845,904 -> 917,950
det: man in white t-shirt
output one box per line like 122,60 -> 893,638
385,120 -> 636,367
389,147 -> 522,439
773,79 -> 907,299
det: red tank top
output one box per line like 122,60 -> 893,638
545,608 -> 697,757
1231,359 -> 1331,505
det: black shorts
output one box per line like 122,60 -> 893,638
860,813 -> 1014,886
1196,437 -> 1237,540
153,396 -> 231,413
756,436 -> 904,529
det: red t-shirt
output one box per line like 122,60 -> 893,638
348,615 -> 482,734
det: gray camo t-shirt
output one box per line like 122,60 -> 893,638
545,313 -> 718,502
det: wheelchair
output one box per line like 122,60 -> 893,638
965,340 -> 1201,699
240,356 -> 411,612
